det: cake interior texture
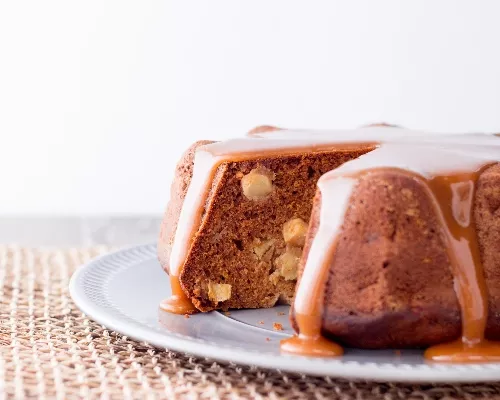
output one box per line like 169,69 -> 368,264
159,140 -> 373,311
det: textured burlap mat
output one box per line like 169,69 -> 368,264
2,246 -> 500,399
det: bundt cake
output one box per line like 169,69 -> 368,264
158,126 -> 500,362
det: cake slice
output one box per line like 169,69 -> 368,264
158,128 -> 374,311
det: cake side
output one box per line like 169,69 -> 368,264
179,148 -> 374,311
292,170 -> 462,348
476,163 -> 500,339
158,140 -> 215,274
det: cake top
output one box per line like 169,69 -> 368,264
203,126 -> 497,157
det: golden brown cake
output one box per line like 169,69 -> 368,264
158,126 -> 500,362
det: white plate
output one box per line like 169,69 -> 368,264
70,244 -> 500,383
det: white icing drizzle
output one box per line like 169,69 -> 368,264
238,127 -> 435,144
169,150 -> 221,277
294,177 -> 356,316
169,128 -> 500,281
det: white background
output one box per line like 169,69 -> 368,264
1,0 -> 500,215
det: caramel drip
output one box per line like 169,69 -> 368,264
424,166 -> 500,362
280,239 -> 343,357
161,142 -> 376,315
280,176 -> 356,357
160,154 -> 220,315
159,275 -> 198,314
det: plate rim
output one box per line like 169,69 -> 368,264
69,244 -> 500,383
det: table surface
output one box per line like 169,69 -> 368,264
1,216 -> 162,246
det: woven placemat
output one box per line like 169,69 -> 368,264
1,246 -> 500,400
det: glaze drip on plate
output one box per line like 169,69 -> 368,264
160,126 -> 500,362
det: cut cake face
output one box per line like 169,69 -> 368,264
159,137 -> 373,311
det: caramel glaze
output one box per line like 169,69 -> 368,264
160,141 -> 377,315
159,276 -> 198,314
282,165 -> 500,362
425,166 -> 500,362
159,151 -> 222,315
280,238 -> 344,357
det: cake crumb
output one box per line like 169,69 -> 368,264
259,320 -> 265,325
266,338 -> 271,342
277,312 -> 286,316
224,311 -> 231,316
184,314 -> 190,319
394,350 -> 401,356
273,322 -> 283,331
